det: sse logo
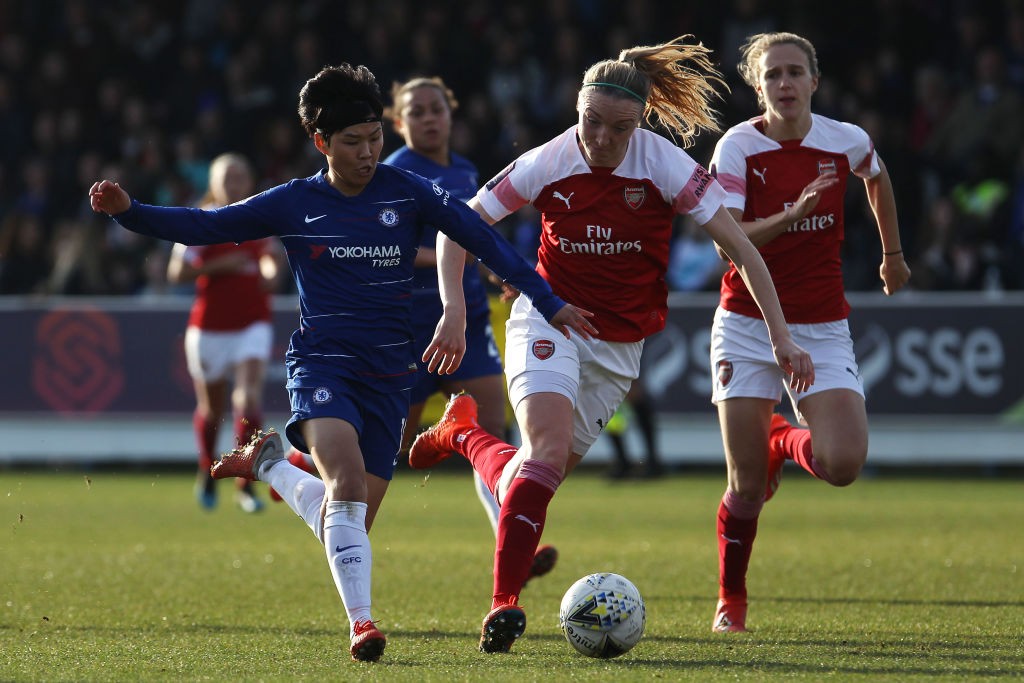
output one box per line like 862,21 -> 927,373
32,309 -> 124,413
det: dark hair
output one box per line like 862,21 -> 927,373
298,64 -> 384,141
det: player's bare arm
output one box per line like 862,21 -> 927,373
704,205 -> 815,391
717,172 -> 839,256
425,231 -> 470,375
864,157 -> 911,295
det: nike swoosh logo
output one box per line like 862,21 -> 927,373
305,214 -> 327,223
335,544 -> 360,552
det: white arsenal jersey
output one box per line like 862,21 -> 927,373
477,126 -> 727,342
710,114 -> 880,323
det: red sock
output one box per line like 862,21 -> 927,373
717,489 -> 762,602
491,459 -> 562,607
781,427 -> 834,483
193,410 -> 217,473
460,429 -> 520,497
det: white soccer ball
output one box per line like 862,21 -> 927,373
558,572 -> 645,658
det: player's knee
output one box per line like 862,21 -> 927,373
822,447 -> 866,486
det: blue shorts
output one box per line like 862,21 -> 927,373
285,372 -> 409,481
410,308 -> 503,405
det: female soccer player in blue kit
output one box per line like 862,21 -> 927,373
383,76 -> 558,584
89,63 -> 594,663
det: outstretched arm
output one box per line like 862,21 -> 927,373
89,180 -> 132,215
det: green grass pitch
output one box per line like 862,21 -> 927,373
1,466 -> 1021,681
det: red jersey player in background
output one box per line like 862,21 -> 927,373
409,35 -> 814,654
707,32 -> 911,633
167,152 -> 285,512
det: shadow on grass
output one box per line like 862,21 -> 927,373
654,592 -> 1024,609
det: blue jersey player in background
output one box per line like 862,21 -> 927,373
89,63 -> 595,663
383,76 -> 559,589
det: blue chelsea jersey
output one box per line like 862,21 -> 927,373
114,166 -> 565,393
382,147 -> 491,332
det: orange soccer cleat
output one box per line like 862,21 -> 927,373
408,393 -> 479,469
349,619 -> 386,662
479,601 -> 527,653
712,598 -> 748,633
210,430 -> 284,481
764,413 -> 791,502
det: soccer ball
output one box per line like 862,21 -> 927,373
558,572 -> 645,658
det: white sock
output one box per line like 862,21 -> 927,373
473,470 -> 500,536
323,501 -> 373,635
263,461 -> 327,543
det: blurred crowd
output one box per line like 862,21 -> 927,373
2,0 -> 1024,297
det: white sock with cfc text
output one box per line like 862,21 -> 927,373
323,500 -> 373,634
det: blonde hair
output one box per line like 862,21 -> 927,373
385,76 -> 459,122
202,152 -> 253,208
737,32 -> 819,110
580,35 -> 727,147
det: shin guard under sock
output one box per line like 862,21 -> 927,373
492,459 -> 562,607
461,429 -> 520,497
783,427 -> 836,483
717,489 -> 763,602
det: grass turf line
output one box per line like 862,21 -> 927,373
1,469 -> 1021,681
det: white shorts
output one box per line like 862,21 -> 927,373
184,321 -> 273,382
709,307 -> 863,424
504,296 -> 642,456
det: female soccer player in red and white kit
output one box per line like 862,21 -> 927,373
707,32 -> 911,633
409,35 -> 815,654
167,152 -> 284,513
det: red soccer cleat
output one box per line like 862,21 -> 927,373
764,413 -> 790,502
522,544 -> 558,589
408,393 -> 480,469
712,598 -> 748,633
349,619 -> 386,662
270,448 -> 317,502
210,430 -> 284,481
479,601 -> 527,653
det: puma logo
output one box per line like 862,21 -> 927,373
752,168 -> 767,184
720,533 -> 742,546
553,191 -> 574,209
515,514 -> 540,532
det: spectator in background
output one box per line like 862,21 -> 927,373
603,380 -> 665,480
0,211 -> 50,295
668,214 -> 729,292
1007,145 -> 1024,290
923,46 -> 1024,189
166,152 -> 285,513
0,1 -> 1021,294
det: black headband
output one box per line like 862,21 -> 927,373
317,99 -> 383,136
